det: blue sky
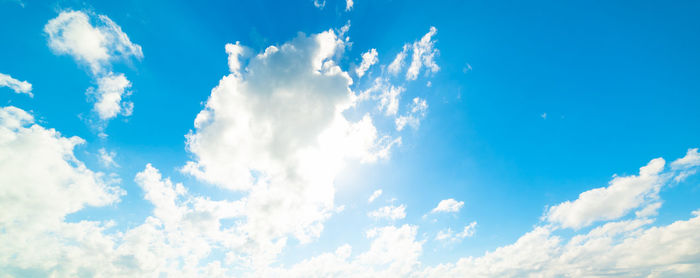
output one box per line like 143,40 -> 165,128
1,0 -> 700,277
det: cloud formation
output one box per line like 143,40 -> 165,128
0,73 -> 32,96
45,10 -> 141,123
545,157 -> 667,229
431,198 -> 464,213
0,106 -> 123,276
356,48 -> 378,78
182,28 -> 406,268
368,204 -> 407,221
368,189 -> 383,203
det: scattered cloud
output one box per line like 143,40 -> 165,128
356,48 -> 378,78
436,221 -> 477,242
346,0 -> 354,11
406,26 -> 439,80
431,198 -> 464,213
45,10 -> 141,124
0,73 -> 32,97
368,204 -> 407,221
377,83 -> 404,116
388,45 -> 408,76
395,97 -> 428,131
98,147 -> 118,167
368,189 -> 383,203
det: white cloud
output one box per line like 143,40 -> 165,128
90,73 -> 133,120
44,10 -> 142,75
431,198 -> 464,213
355,29 -> 438,133
671,148 -> 700,169
378,85 -> 404,116
368,189 -> 383,203
387,45 -> 408,76
436,222 -> 477,242
346,0 -> 354,11
98,147 -> 118,167
313,0 -> 326,9
457,222 -> 477,238
183,29 -> 401,268
671,148 -> 700,182
368,204 -> 406,221
0,73 -> 32,97
395,97 -> 428,131
263,224 -> 423,277
421,212 -> 700,277
356,48 -> 378,78
2,102 -> 698,277
545,157 -> 668,229
225,41 -> 246,74
45,10 -> 141,123
406,26 -> 439,80
0,106 -> 123,276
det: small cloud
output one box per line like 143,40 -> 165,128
436,221 -> 477,243
313,0 -> 326,9
368,189 -> 383,203
98,148 -> 118,168
0,73 -> 33,97
462,63 -> 472,73
345,0 -> 354,11
368,204 -> 406,220
431,198 -> 464,213
356,48 -> 378,78
541,112 -> 547,119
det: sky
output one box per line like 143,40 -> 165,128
1,0 -> 700,277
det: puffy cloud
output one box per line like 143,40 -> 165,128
545,157 -> 668,229
368,189 -> 383,203
431,198 -> 464,213
44,10 -> 142,74
406,27 -> 439,80
368,204 -> 406,221
0,106 -> 123,276
395,97 -> 427,131
45,10 -> 141,123
90,73 -> 133,120
225,41 -> 246,74
421,212 -> 700,277
0,73 -> 32,97
125,164 -> 244,276
183,29 -> 401,268
356,48 -> 378,78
